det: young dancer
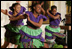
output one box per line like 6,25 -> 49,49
45,5 -> 67,48
9,1 -> 26,14
9,3 -> 48,48
1,3 -> 26,48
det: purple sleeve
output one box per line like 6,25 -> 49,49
48,14 -> 52,18
8,11 -> 13,18
57,13 -> 62,21
9,11 -> 12,15
25,11 -> 30,16
22,6 -> 26,12
39,15 -> 47,21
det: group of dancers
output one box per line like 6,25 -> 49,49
1,1 -> 67,48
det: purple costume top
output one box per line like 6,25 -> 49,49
25,11 -> 47,29
9,6 -> 26,26
19,11 -> 47,43
48,11 -> 62,26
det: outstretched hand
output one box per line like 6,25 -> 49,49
1,9 -> 8,15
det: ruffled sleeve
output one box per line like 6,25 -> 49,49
39,15 -> 47,21
48,14 -> 51,18
8,11 -> 13,18
25,11 -> 31,16
57,13 -> 62,21
9,11 -> 13,15
22,6 -> 26,12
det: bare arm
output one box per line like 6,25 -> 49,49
9,14 -> 28,21
1,9 -> 7,15
1,9 -> 13,18
41,8 -> 45,15
47,9 -> 60,19
40,2 -> 45,15
27,16 -> 43,28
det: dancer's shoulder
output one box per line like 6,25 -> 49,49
56,12 -> 61,15
9,11 -> 13,15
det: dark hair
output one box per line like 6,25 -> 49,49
51,5 -> 57,11
29,3 -> 40,13
10,3 -> 20,12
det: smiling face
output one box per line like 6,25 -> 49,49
34,4 -> 42,14
52,8 -> 57,15
13,4 -> 21,13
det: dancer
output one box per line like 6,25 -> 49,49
9,1 -> 26,14
9,3 -> 48,48
1,3 -> 26,48
45,5 -> 67,48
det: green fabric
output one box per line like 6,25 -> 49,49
5,32 -> 21,45
53,33 -> 65,38
17,42 -> 23,48
45,25 -> 60,33
33,39 -> 44,48
15,34 -> 21,39
6,24 -> 23,33
45,32 -> 52,36
21,25 -> 42,36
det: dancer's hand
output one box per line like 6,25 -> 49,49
1,9 -> 8,15
5,10 -> 11,16
47,8 -> 50,14
4,9 -> 9,15
41,2 -> 44,6
6,10 -> 12,18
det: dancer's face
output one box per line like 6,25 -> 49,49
14,4 -> 21,13
34,4 -> 42,14
52,8 -> 57,15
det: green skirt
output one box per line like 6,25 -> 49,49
4,24 -> 23,45
18,25 -> 44,48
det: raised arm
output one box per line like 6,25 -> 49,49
9,14 -> 28,21
27,15 -> 43,28
47,9 -> 60,19
41,7 -> 45,15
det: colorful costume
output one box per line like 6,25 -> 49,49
45,11 -> 67,46
45,11 -> 62,41
19,11 -> 47,48
4,6 -> 26,45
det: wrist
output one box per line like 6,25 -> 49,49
47,12 -> 49,14
29,19 -> 31,22
8,14 -> 12,17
